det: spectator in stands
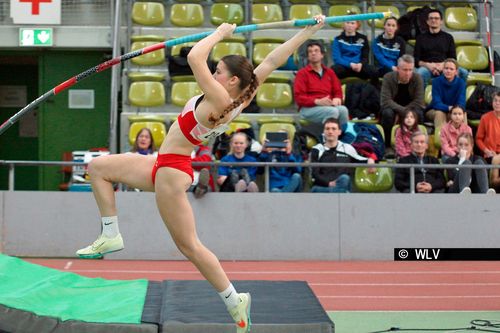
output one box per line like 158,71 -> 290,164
217,132 -> 259,192
372,17 -> 406,76
395,108 -> 420,159
331,19 -> 379,86
380,55 -> 425,149
310,118 -> 375,193
189,144 -> 214,198
446,133 -> 496,194
490,156 -> 500,192
476,92 -> 500,164
259,135 -> 302,192
294,41 -> 348,126
414,9 -> 468,88
395,132 -> 446,193
130,128 -> 156,155
439,105 -> 472,163
426,58 -> 466,130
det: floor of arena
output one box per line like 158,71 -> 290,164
25,258 -> 500,333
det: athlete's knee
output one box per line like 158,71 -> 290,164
87,155 -> 108,178
175,237 -> 203,260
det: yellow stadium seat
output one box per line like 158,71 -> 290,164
128,121 -> 167,147
225,121 -> 252,135
252,40 -> 283,66
171,81 -> 202,107
391,124 -> 427,148
445,6 -> 478,31
170,4 -> 204,27
354,166 -> 394,192
425,84 -> 432,105
433,125 -> 442,151
328,5 -> 361,28
289,4 -> 323,20
128,81 -> 166,107
256,83 -> 293,109
454,39 -> 483,47
257,116 -> 295,125
368,6 -> 400,29
131,41 -> 165,66
170,41 -> 196,57
170,75 -> 196,83
466,85 -> 476,101
259,123 -> 297,145
211,42 -> 247,62
132,2 -> 165,26
128,72 -> 165,82
456,45 -> 489,71
130,35 -> 165,42
210,3 -> 244,26
251,4 -> 283,24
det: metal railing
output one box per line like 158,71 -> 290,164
1,159 -> 498,193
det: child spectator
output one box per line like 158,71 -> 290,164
331,19 -> 379,86
217,132 -> 259,192
446,133 -> 496,194
395,108 -> 420,159
439,105 -> 472,162
372,17 -> 406,76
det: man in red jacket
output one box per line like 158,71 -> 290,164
294,41 -> 348,126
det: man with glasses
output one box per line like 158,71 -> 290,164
414,9 -> 468,89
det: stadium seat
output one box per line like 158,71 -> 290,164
390,124 -> 427,148
466,84 -> 476,101
259,123 -> 297,145
288,0 -> 318,3
128,120 -> 167,147
128,72 -> 165,82
211,41 -> 247,62
225,120 -> 252,135
469,119 -> 480,127
368,6 -> 400,29
210,3 -> 244,26
170,4 -> 204,27
257,116 -> 295,125
252,38 -> 284,66
433,125 -> 442,151
265,72 -> 293,83
132,2 -> 165,26
444,6 -> 478,31
128,81 -> 165,107
289,4 -> 323,20
354,166 -> 394,192
130,41 -> 165,66
170,41 -> 196,57
256,83 -> 293,109
328,5 -> 361,28
251,4 -> 283,24
170,75 -> 196,83
456,45 -> 492,85
171,81 -> 202,107
425,84 -> 432,105
454,39 -> 483,47
130,35 -> 165,42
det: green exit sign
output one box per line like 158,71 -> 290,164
19,28 -> 53,46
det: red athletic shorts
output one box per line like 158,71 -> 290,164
151,153 -> 194,184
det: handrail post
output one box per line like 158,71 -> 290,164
8,164 -> 14,191
264,165 -> 270,193
409,166 -> 415,194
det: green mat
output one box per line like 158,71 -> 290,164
0,253 -> 148,324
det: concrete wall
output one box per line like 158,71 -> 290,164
1,191 -> 498,260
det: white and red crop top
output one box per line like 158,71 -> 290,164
177,94 -> 242,145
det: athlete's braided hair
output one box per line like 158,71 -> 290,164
209,55 -> 259,124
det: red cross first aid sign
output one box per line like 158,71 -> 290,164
10,0 -> 61,24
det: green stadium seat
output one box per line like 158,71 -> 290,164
251,4 -> 283,24
252,39 -> 284,66
354,166 -> 394,192
128,120 -> 167,147
128,72 -> 166,82
368,6 -> 400,29
210,3 -> 244,26
211,41 -> 247,62
456,45 -> 489,71
454,39 -> 483,47
170,41 -> 196,57
225,120 -> 252,135
257,116 -> 295,125
170,4 -> 204,27
469,119 -> 480,127
171,81 -> 202,107
130,35 -> 165,42
425,84 -> 432,105
130,41 -> 165,66
391,124 -> 427,148
256,83 -> 293,109
132,2 -> 165,26
128,81 -> 166,107
259,122 -> 297,145
445,6 -> 478,31
466,84 -> 476,101
328,5 -> 361,28
289,4 -> 323,20
433,125 -> 442,151
170,75 -> 196,83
